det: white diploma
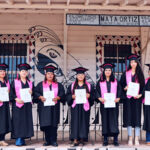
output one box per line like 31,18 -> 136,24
145,91 -> 150,105
0,87 -> 9,102
104,93 -> 116,108
20,88 -> 32,103
43,90 -> 55,106
127,82 -> 140,97
75,89 -> 87,104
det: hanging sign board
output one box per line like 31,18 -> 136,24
100,15 -> 139,26
66,14 -> 99,26
66,14 -> 150,27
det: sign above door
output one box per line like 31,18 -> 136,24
66,14 -> 150,27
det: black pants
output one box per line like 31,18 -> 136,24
104,133 -> 118,141
44,126 -> 57,143
0,134 -> 5,141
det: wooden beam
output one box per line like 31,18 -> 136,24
85,0 -> 89,6
47,0 -> 51,5
1,3 -> 150,11
67,0 -> 71,6
5,0 -> 13,5
102,0 -> 109,6
63,10 -> 68,77
120,0 -> 129,6
1,9 -> 150,15
25,0 -> 31,5
137,0 -> 148,6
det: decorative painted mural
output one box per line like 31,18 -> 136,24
28,25 -> 97,127
28,25 -> 94,85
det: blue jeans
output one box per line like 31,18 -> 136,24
146,131 -> 150,143
127,126 -> 140,136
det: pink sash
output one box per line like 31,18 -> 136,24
0,81 -> 10,107
43,81 -> 58,104
126,69 -> 139,98
71,81 -> 91,111
99,79 -> 117,103
15,79 -> 32,108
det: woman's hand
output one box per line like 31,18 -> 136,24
39,96 -> 46,102
98,97 -> 105,103
86,93 -> 90,99
72,95 -> 76,99
53,96 -> 60,103
0,100 -> 2,103
115,98 -> 120,103
15,98 -> 24,104
29,90 -> 32,95
134,94 -> 142,99
124,86 -> 128,91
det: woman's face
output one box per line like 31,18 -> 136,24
0,70 -> 6,78
130,60 -> 137,69
19,70 -> 28,78
104,68 -> 112,77
77,73 -> 85,81
46,72 -> 54,81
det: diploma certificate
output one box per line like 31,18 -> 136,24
0,87 -> 9,102
75,89 -> 87,104
145,91 -> 150,105
43,90 -> 55,106
127,82 -> 139,97
20,88 -> 32,103
104,93 -> 116,108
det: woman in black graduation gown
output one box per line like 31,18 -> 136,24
141,64 -> 150,145
0,64 -> 11,146
34,65 -> 65,147
66,67 -> 94,146
10,63 -> 34,146
96,63 -> 121,146
120,54 -> 145,146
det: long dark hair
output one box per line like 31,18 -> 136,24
99,69 -> 115,82
127,60 -> 145,87
4,74 -> 8,83
44,73 -> 57,83
72,76 -> 89,94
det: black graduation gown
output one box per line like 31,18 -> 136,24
34,82 -> 65,130
143,79 -> 150,132
0,81 -> 11,135
120,72 -> 143,128
66,83 -> 94,140
96,80 -> 120,136
10,80 -> 34,139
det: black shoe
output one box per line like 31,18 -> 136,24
22,143 -> 26,146
103,141 -> 108,146
74,142 -> 79,147
43,142 -> 51,146
80,140 -> 85,146
114,141 -> 119,146
71,142 -> 79,147
51,142 -> 58,147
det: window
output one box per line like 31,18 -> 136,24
104,44 -> 131,79
0,43 -> 27,82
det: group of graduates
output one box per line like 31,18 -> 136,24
1,53 -> 150,147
